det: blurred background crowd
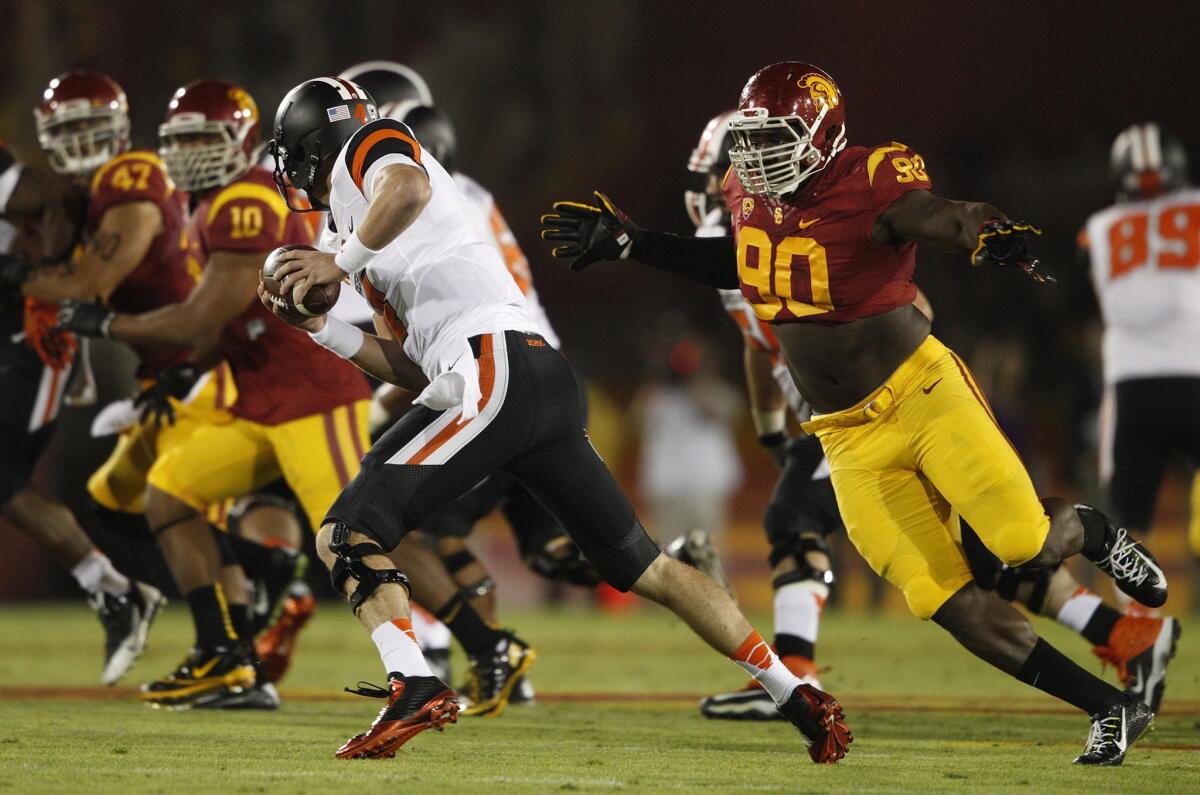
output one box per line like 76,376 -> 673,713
3,0 -> 1199,609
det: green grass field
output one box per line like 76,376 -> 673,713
1,603 -> 1198,793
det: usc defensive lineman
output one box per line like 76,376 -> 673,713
59,79 -> 371,706
543,62 -> 1167,765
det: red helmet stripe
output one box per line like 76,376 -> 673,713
335,78 -> 360,100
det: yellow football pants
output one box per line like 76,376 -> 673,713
147,401 -> 370,531
88,366 -> 236,516
802,335 -> 1050,620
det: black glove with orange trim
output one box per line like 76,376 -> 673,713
540,192 -> 639,271
971,219 -> 1057,285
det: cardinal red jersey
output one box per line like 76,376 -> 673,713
192,166 -> 369,425
723,142 -> 931,324
88,150 -> 197,377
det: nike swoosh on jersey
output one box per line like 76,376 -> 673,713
922,378 -> 943,394
797,217 -> 821,229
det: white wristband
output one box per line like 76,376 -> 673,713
309,316 -> 365,359
334,229 -> 381,275
751,407 -> 786,437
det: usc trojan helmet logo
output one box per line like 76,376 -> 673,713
798,73 -> 838,108
227,86 -> 259,121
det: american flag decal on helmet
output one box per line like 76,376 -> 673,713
327,105 -> 351,122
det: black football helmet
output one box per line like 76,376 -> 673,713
269,77 -> 378,211
338,61 -> 433,117
397,104 -> 457,173
1111,122 -> 1189,202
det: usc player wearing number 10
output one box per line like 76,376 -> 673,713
58,79 -> 371,707
542,61 -> 1168,766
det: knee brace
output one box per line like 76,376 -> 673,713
771,536 -> 835,591
327,522 -> 410,615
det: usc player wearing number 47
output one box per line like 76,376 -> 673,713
542,61 -> 1168,766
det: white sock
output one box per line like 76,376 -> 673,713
71,549 -> 131,597
732,631 -> 802,705
410,605 -> 452,651
1055,588 -> 1102,633
774,581 -> 826,648
371,618 -> 433,677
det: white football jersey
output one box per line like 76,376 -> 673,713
1086,187 -> 1200,383
700,209 -> 807,419
325,118 -> 533,416
0,156 -> 21,253
452,172 -> 560,348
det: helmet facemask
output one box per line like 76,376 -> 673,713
728,105 -> 844,198
37,104 -> 130,177
159,115 -> 257,192
269,134 -> 324,212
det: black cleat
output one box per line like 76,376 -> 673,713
665,529 -> 735,597
509,675 -> 536,705
139,645 -> 256,708
91,581 -> 166,686
337,674 -> 459,759
193,681 -> 280,710
461,632 -> 537,717
1074,698 -> 1154,766
778,683 -> 852,764
700,684 -> 784,721
1076,505 -> 1168,608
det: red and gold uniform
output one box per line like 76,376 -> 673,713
726,144 -> 1050,620
147,166 -> 372,530
85,151 -> 236,514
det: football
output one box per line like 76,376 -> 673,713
260,244 -> 341,319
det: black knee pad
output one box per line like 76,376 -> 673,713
771,535 -> 835,591
581,519 -> 661,592
328,522 -> 411,614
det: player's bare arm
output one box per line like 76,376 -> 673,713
24,201 -> 161,302
872,189 -> 1001,250
3,166 -> 83,263
105,249 -> 261,347
274,164 -> 431,302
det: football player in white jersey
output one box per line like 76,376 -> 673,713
1085,123 -> 1200,546
264,76 -> 851,763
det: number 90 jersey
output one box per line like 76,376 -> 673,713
1084,187 -> 1200,384
722,142 -> 931,324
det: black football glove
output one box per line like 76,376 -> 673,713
0,253 -> 32,287
971,219 -> 1057,285
57,300 -> 115,337
540,191 -> 639,271
135,363 -> 201,428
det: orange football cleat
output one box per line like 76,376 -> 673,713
1093,614 -> 1180,711
778,682 -> 852,764
255,593 -> 316,683
336,675 -> 459,760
